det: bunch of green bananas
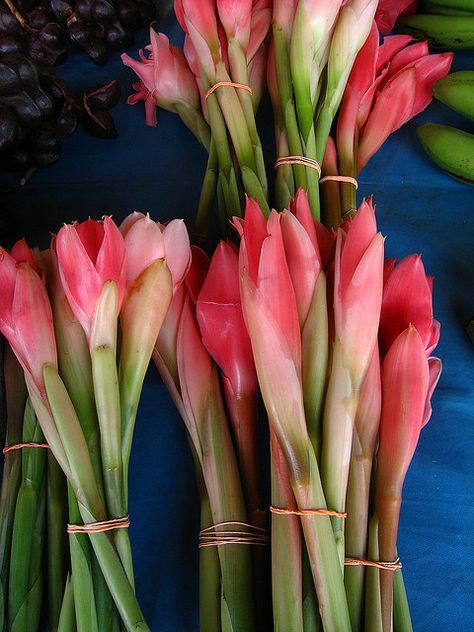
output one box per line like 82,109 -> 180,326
397,0 -> 474,50
417,71 -> 474,185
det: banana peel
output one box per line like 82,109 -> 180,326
397,14 -> 474,49
433,71 -> 474,121
417,123 -> 474,184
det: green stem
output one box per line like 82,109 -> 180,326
42,366 -> 148,632
345,453 -> 373,632
272,24 -> 307,193
174,103 -> 211,151
67,484 -> 99,632
0,348 -> 27,630
270,432 -> 303,632
197,470 -> 221,632
227,38 -> 268,198
393,569 -> 413,632
47,454 -> 68,632
365,516 -> 382,632
205,90 -> 243,217
194,138 -> 219,246
57,574 -> 76,632
200,391 -> 255,632
8,402 -> 46,632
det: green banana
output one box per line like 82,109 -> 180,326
417,123 -> 474,184
420,0 -> 474,16
397,14 -> 474,49
434,71 -> 474,120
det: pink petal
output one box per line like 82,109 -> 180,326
340,198 -> 377,298
421,357 -> 442,428
119,211 -> 147,237
257,211 -> 301,368
95,216 -> 127,312
377,326 -> 430,487
185,246 -> 210,303
121,53 -> 155,93
197,241 -> 256,396
380,253 -> 435,355
0,248 -> 19,333
56,224 -> 102,336
240,269 -> 307,440
123,214 -> 165,283
337,233 -> 385,382
289,189 -> 318,253
242,196 -> 269,283
162,219 -> 191,289
375,34 -> 414,74
11,263 -> 57,391
382,41 -> 429,84
75,218 -> 104,265
281,209 -> 321,326
358,68 -> 417,170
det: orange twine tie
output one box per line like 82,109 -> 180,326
320,175 -> 358,189
199,521 -> 268,548
205,81 -> 253,99
67,515 -> 130,534
275,156 -> 322,178
270,506 -> 347,518
3,442 -> 50,454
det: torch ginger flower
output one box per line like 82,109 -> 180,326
336,21 -> 453,176
0,244 -> 57,396
55,216 -> 126,343
237,197 -> 352,630
122,26 -> 201,127
367,252 -> 441,630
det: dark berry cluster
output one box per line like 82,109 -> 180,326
0,53 -> 120,179
0,0 -> 155,65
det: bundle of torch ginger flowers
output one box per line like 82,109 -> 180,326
0,190 -> 440,631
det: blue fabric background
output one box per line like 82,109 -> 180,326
1,8 -> 473,631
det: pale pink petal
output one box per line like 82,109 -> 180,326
119,212 -> 147,237
123,215 -> 165,283
162,219 -> 191,289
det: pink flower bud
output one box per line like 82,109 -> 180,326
0,247 -> 57,395
56,216 -> 126,341
197,241 -> 257,397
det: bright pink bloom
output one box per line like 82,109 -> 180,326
122,27 -> 199,127
337,22 -> 452,172
377,325 -> 431,492
288,189 -> 335,270
236,199 -> 301,366
178,0 -> 221,80
56,216 -> 126,341
237,199 -> 309,444
280,209 -> 322,326
197,241 -> 257,398
0,247 -> 57,394
120,212 -> 190,291
375,0 -> 418,35
379,253 -> 440,357
247,0 -> 272,62
333,199 -> 384,384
